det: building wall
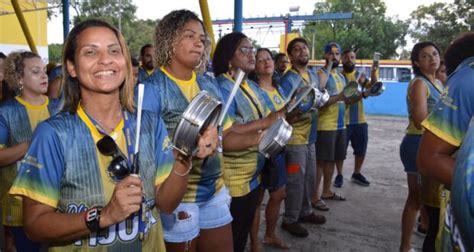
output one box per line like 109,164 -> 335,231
0,0 -> 48,60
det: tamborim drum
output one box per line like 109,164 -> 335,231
287,86 -> 315,113
312,88 -> 330,109
258,118 -> 293,158
342,81 -> 361,100
172,91 -> 222,157
369,81 -> 385,96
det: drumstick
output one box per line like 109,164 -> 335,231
132,83 -> 144,174
218,69 -> 245,126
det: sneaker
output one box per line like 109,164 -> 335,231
334,174 -> 343,187
298,213 -> 327,225
281,222 -> 308,237
351,173 -> 370,186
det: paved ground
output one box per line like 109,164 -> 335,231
1,115 -> 425,251
253,115 -> 424,252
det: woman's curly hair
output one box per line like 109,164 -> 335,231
4,51 -> 40,92
154,9 -> 211,73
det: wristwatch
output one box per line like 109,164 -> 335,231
84,207 -> 102,233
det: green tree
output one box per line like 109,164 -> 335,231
48,43 -> 63,63
408,0 -> 473,54
48,0 -> 157,59
303,0 -> 408,59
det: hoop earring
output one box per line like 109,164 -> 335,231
195,59 -> 203,69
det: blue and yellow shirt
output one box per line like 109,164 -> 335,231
142,67 -> 230,203
342,70 -> 372,125
137,66 -> 154,84
0,95 -> 60,226
422,57 -> 474,147
218,74 -> 268,197
448,117 -> 474,252
406,76 -> 444,135
317,68 -> 346,131
279,69 -> 318,145
260,86 -> 286,112
9,107 -> 173,251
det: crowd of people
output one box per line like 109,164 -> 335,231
0,8 -> 473,252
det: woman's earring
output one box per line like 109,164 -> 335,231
195,59 -> 203,69
18,82 -> 24,93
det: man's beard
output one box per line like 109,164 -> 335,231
296,56 -> 309,66
343,63 -> 355,73
329,60 -> 339,69
144,61 -> 154,70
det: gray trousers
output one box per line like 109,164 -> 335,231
283,144 -> 316,224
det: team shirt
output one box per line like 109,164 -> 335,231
0,96 -> 59,226
446,117 -> 474,251
137,66 -> 154,83
9,106 -> 173,251
141,67 -> 231,202
218,74 -> 269,197
260,86 -> 286,112
422,57 -> 474,146
406,76 -> 444,135
279,69 -> 318,145
317,68 -> 346,131
342,70 -> 373,125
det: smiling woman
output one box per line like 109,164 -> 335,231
8,18 -> 217,251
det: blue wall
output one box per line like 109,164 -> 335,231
364,82 -> 408,117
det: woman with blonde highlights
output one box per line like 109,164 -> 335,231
9,19 -> 216,251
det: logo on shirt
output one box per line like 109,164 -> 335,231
273,95 -> 282,105
163,136 -> 171,151
67,202 -> 158,247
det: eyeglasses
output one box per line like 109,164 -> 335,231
97,135 -> 130,181
240,47 -> 256,56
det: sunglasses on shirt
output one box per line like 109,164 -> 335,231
96,135 -> 131,181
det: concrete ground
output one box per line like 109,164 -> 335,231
1,115 -> 425,251
252,115 -> 424,252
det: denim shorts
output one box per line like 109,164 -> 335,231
400,134 -> 421,174
261,152 -> 288,191
160,186 -> 233,243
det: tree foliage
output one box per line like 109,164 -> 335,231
48,43 -> 63,63
408,0 -> 473,54
302,0 -> 408,59
48,0 -> 156,59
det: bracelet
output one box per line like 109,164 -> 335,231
173,165 -> 192,177
173,154 -> 192,177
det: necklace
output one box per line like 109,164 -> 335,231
83,106 -> 123,134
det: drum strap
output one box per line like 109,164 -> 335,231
240,86 -> 264,119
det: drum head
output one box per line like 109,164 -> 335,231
343,81 -> 359,99
172,91 -> 222,156
293,86 -> 315,113
258,118 -> 292,158
370,82 -> 384,95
